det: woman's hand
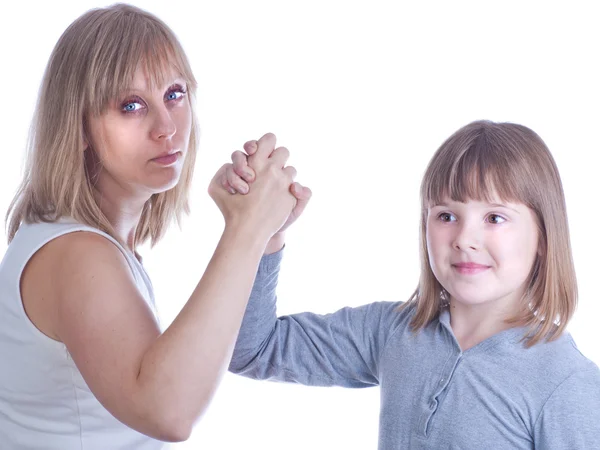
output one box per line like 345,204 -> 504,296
219,134 -> 312,239
209,133 -> 299,244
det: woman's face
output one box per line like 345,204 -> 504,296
86,65 -> 192,199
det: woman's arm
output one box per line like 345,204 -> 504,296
51,226 -> 265,441
44,133 -> 299,442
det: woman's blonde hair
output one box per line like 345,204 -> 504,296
6,3 -> 199,247
404,120 -> 577,347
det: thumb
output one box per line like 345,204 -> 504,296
290,182 -> 312,217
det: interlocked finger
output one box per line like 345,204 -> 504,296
283,165 -> 297,182
270,146 -> 290,168
225,163 -> 249,194
231,150 -> 255,182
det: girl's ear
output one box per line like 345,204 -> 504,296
537,238 -> 545,257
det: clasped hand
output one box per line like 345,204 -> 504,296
209,133 -> 312,242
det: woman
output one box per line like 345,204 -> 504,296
0,3 -> 311,448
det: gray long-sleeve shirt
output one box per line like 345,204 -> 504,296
230,250 -> 600,449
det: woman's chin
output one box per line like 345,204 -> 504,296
145,175 -> 182,195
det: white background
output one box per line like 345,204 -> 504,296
1,1 -> 598,448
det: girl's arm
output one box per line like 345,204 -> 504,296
532,366 -> 600,448
226,142 -> 402,388
229,248 -> 404,388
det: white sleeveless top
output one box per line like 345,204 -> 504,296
0,218 -> 165,449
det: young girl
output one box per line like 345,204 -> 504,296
0,4 -> 310,448
227,120 -> 600,449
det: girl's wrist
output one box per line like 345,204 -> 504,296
264,232 -> 286,255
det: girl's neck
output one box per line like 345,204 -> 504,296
448,297 -> 520,351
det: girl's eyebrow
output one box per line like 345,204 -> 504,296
430,202 -> 521,214
488,203 -> 521,214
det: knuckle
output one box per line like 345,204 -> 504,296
208,184 -> 218,197
226,171 -> 236,184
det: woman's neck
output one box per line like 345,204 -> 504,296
93,185 -> 148,252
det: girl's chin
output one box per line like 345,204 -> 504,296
448,292 -> 498,307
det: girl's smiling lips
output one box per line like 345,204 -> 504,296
451,262 -> 491,275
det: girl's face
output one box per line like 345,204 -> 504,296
86,65 -> 192,199
426,197 -> 540,313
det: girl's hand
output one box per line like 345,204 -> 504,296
220,135 -> 312,237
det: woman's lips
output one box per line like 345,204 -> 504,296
151,151 -> 180,166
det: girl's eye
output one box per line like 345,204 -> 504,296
438,212 -> 456,222
488,214 -> 506,224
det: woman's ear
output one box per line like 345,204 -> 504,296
82,117 -> 91,152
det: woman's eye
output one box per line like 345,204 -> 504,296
122,101 -> 143,112
166,88 -> 186,102
488,214 -> 506,224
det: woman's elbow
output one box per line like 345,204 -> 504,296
148,415 -> 194,443
156,423 -> 193,443
133,402 -> 202,442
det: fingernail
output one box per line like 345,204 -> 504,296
228,188 -> 236,194
239,185 -> 248,194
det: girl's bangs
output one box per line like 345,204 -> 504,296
423,133 -> 534,209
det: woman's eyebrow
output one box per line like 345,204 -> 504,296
121,80 -> 186,94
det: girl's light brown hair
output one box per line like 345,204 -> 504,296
6,3 -> 199,247
403,120 -> 577,347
